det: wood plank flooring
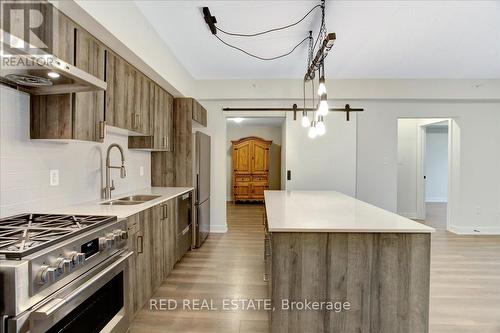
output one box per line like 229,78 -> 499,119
129,203 -> 268,333
130,202 -> 500,333
424,203 -> 500,333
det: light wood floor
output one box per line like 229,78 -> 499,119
130,202 -> 500,333
129,203 -> 268,333
424,203 -> 500,333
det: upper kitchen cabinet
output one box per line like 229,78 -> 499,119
176,98 -> 208,127
129,83 -> 173,151
192,99 -> 208,127
30,24 -> 106,142
105,51 -> 152,136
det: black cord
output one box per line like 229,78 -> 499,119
215,4 -> 322,37
215,35 -> 310,61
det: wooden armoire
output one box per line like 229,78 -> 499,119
231,137 -> 272,202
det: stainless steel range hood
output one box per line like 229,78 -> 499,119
0,29 -> 106,95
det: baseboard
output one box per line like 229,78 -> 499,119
398,212 -> 418,219
448,225 -> 500,235
425,197 -> 447,203
210,225 -> 228,233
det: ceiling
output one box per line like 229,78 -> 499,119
227,117 -> 285,127
135,1 -> 500,80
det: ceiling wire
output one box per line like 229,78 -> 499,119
215,4 -> 322,37
215,35 -> 310,61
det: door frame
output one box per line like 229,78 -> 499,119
415,118 -> 455,230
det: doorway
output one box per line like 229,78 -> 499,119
397,118 -> 456,230
225,117 -> 285,204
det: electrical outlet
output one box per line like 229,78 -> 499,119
140,166 -> 144,176
49,170 -> 59,186
475,206 -> 481,215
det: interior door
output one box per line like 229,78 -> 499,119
252,141 -> 269,174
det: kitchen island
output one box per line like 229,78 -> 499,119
264,190 -> 434,333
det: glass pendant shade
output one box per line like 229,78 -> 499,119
318,98 -> 329,116
308,121 -> 318,138
301,111 -> 310,127
317,76 -> 327,96
317,117 -> 326,136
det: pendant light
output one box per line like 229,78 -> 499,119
308,120 -> 318,138
301,110 -> 310,127
317,76 -> 327,96
318,95 -> 328,116
316,116 -> 326,136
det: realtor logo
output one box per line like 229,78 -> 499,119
1,0 -> 54,56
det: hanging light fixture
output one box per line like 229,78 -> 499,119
301,110 -> 310,127
316,116 -> 326,136
308,120 -> 318,138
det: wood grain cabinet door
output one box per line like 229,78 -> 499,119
73,27 -> 105,142
130,71 -> 151,135
252,140 -> 270,174
233,142 -> 252,174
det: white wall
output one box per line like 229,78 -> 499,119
397,119 -> 419,217
357,102 -> 500,234
0,86 -> 151,217
425,127 -> 449,202
285,112 -> 357,196
226,123 -> 283,201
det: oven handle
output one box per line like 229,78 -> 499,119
30,251 -> 133,320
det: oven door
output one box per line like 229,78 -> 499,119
6,250 -> 132,333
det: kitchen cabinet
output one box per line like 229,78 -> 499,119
192,99 -> 208,127
151,151 -> 175,187
172,98 -> 194,187
131,209 -> 152,316
231,137 -> 271,202
175,97 -> 208,127
127,199 -> 178,319
128,83 -> 173,151
30,24 -> 106,142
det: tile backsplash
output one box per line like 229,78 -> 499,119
0,86 -> 151,217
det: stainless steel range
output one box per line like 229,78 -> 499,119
0,213 -> 132,333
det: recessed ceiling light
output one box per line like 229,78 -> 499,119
231,118 -> 244,123
47,72 -> 60,79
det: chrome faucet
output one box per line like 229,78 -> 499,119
103,143 -> 126,199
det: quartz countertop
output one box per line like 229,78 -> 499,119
42,187 -> 193,219
264,190 -> 434,233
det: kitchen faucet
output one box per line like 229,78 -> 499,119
103,143 -> 126,199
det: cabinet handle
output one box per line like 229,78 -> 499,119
133,113 -> 140,129
162,137 -> 167,148
263,273 -> 269,282
137,235 -> 143,254
99,121 -> 106,140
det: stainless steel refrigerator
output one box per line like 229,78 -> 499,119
193,131 -> 210,247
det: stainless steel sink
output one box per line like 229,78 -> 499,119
100,200 -> 143,206
100,194 -> 161,206
117,195 -> 161,202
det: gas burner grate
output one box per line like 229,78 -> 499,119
0,213 -> 117,259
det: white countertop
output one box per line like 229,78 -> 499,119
264,191 -> 435,233
42,187 -> 193,219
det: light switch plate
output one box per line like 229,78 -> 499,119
140,166 -> 144,176
49,170 -> 59,186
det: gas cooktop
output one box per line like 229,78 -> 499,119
0,213 -> 117,259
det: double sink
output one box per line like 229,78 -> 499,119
100,195 -> 161,206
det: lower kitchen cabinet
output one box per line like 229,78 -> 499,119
127,199 -> 178,319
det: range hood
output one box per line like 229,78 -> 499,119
0,30 -> 106,95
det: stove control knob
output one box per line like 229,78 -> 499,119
69,252 -> 85,266
113,229 -> 125,242
105,233 -> 115,247
38,266 -> 57,284
120,230 -> 129,240
99,237 -> 108,251
56,258 -> 72,274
